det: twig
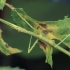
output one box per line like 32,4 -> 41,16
0,18 -> 70,56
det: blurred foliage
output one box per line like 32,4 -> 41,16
0,0 -> 6,10
0,66 -> 25,70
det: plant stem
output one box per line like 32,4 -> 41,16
0,18 -> 70,56
5,3 -> 15,10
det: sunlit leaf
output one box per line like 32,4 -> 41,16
0,0 -> 6,10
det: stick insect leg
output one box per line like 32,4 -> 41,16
28,36 -> 38,53
56,34 -> 70,46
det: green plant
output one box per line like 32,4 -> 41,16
0,66 -> 25,70
0,0 -> 70,68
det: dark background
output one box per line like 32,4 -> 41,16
0,0 -> 70,70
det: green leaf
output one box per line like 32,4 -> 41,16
0,0 -> 6,10
38,41 -> 53,67
37,16 -> 70,66
43,16 -> 70,48
11,8 -> 35,31
0,29 -> 22,55
0,66 -> 25,70
11,8 -> 54,67
10,7 -> 70,67
45,46 -> 53,68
